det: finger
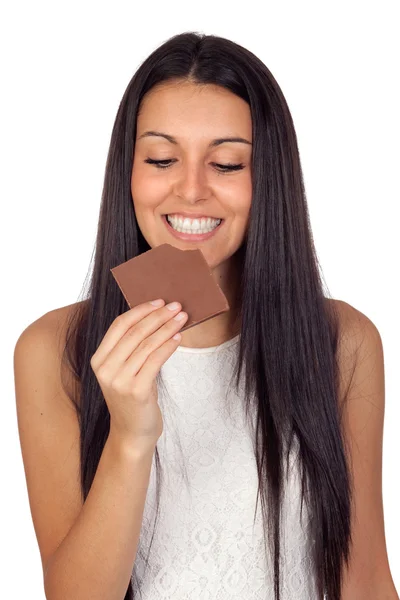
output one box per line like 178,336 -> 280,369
126,330 -> 184,390
90,299 -> 166,368
115,309 -> 187,377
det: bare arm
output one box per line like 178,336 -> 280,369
14,307 -> 156,600
44,433 -> 154,600
336,300 -> 399,599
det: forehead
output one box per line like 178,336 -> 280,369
136,81 -> 252,141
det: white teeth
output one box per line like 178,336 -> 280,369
166,215 -> 221,233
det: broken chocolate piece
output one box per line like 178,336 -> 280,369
110,243 -> 230,332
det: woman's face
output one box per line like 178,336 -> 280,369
131,80 -> 252,272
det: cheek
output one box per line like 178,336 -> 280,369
222,176 -> 252,218
239,176 -> 252,217
131,167 -> 167,208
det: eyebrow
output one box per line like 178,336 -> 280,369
137,130 -> 252,147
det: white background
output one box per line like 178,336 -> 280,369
2,1 -> 399,597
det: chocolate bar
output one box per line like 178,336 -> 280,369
110,243 -> 230,332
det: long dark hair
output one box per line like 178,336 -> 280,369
61,32 -> 354,599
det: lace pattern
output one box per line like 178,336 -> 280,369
133,335 -> 318,599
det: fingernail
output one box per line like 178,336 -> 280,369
166,301 -> 181,311
150,299 -> 164,307
174,311 -> 187,321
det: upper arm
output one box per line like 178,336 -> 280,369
335,300 -> 398,598
13,308 -> 83,579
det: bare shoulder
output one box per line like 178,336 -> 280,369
327,297 -> 383,357
15,298 -> 87,353
15,300 -> 89,410
37,298 -> 88,346
330,297 -> 382,347
325,298 -> 384,408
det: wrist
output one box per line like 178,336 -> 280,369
107,428 -> 157,462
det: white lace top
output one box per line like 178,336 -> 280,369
133,334 -> 318,599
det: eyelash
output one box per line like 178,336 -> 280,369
144,158 -> 245,173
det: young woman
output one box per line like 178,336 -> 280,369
14,32 -> 398,600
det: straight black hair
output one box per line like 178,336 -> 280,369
61,32 -> 354,599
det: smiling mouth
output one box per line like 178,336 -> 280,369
162,214 -> 225,238
163,213 -> 223,221
164,214 -> 223,230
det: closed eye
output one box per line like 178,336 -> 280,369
144,158 -> 245,172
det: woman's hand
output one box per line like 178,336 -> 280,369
90,299 -> 188,451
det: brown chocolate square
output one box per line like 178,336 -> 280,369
110,243 -> 229,332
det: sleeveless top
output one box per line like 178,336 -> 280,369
132,334 -> 318,599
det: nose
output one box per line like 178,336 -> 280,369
173,160 -> 212,203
